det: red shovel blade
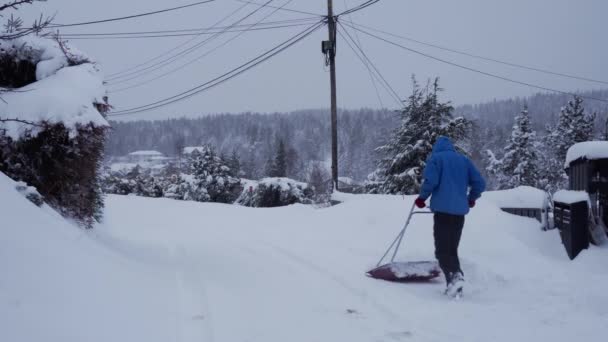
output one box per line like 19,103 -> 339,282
366,261 -> 441,282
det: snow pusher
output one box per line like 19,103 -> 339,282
367,202 -> 441,282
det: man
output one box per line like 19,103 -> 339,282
415,136 -> 486,298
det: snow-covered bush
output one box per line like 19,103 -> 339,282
188,146 -> 242,203
0,34 -> 109,228
236,178 -> 314,207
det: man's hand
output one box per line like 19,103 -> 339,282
469,200 -> 476,208
415,197 -> 426,209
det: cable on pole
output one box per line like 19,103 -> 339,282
104,2 -> 251,79
343,22 -> 608,104
105,0 -> 280,84
107,20 -> 325,116
108,0 -> 302,94
337,23 -> 402,107
233,0 -> 323,17
347,21 -> 608,86
47,1 -> 217,28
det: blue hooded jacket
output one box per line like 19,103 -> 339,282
419,137 -> 486,216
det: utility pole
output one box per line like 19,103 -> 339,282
324,0 -> 339,191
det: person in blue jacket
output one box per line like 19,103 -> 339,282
415,136 -> 486,297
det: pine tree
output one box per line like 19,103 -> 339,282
228,149 -> 242,177
490,106 -> 541,189
543,96 -> 596,191
267,139 -> 287,178
369,77 -> 470,194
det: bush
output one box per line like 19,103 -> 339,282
236,178 -> 314,208
0,123 -> 107,227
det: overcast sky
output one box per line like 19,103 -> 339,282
22,0 -> 608,120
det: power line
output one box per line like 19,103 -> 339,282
47,1 -> 217,28
57,17 -> 318,37
347,21 -> 608,86
60,22 -> 316,40
337,0 -> 380,16
340,0 -> 386,108
108,20 -> 325,116
343,22 -> 608,104
106,0 -> 280,84
108,0 -> 301,93
104,2 -> 251,79
337,22 -> 402,107
233,0 -> 323,16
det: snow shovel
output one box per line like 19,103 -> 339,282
366,202 -> 441,282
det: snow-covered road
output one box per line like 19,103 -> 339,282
2,168 -> 607,342
95,193 -> 608,342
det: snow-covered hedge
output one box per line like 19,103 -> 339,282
0,35 -> 109,227
236,178 -> 314,207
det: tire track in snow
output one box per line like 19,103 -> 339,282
172,246 -> 215,342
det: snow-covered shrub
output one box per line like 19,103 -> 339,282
0,35 -> 109,228
236,178 -> 314,207
188,147 -> 242,203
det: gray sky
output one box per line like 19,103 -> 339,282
23,0 -> 608,120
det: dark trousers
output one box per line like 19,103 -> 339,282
433,212 -> 465,284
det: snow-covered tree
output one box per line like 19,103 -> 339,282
268,139 -> 287,178
188,146 -> 242,203
543,96 -> 596,191
368,77 -> 470,194
486,106 -> 541,189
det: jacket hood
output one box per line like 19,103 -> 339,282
432,136 -> 455,153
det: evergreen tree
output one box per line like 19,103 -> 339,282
543,96 -> 596,191
487,106 -> 541,189
369,77 -> 470,194
228,149 -> 242,177
267,139 -> 287,177
188,146 -> 242,203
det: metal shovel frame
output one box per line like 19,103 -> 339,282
375,202 -> 434,267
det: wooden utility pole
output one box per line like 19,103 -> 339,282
326,0 -> 339,190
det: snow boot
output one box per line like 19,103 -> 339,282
446,272 -> 464,299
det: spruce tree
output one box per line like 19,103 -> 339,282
494,106 -> 540,189
543,96 -> 596,191
369,77 -> 470,194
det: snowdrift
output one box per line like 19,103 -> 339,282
3,174 -> 608,341
0,172 -> 178,342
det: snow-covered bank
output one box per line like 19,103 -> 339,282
3,178 -> 608,341
0,173 -> 178,342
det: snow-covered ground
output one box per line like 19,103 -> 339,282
2,173 -> 608,341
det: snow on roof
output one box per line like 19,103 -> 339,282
0,36 -> 106,140
183,146 -> 206,154
483,186 -> 549,209
565,141 -> 608,167
128,150 -> 164,156
553,190 -> 590,205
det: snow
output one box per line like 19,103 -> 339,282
0,36 -> 106,139
0,64 -> 108,139
3,171 -> 608,341
483,186 -> 550,209
565,141 -> 608,167
553,190 -> 591,204
128,150 -> 164,156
